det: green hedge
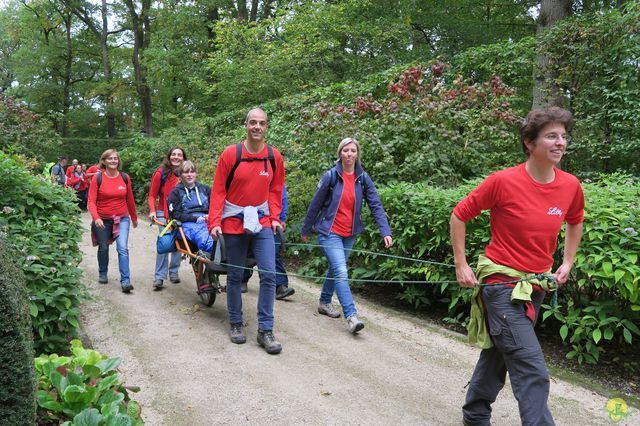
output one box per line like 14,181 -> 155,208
0,236 -> 37,424
0,152 -> 86,354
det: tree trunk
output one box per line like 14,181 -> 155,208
61,12 -> 72,137
125,0 -> 154,137
101,0 -> 116,138
206,5 -> 219,43
237,0 -> 248,21
249,0 -> 258,21
532,0 -> 573,108
262,0 -> 274,19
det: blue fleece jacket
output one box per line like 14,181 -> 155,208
300,162 -> 391,238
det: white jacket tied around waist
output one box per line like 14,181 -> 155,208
221,200 -> 269,234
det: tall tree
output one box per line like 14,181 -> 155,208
63,0 -> 121,137
532,0 -> 573,108
124,0 -> 154,136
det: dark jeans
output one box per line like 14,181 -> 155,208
226,228 -> 276,330
242,231 -> 288,287
463,285 -> 554,426
77,189 -> 88,211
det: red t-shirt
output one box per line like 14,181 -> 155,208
453,163 -> 584,273
66,165 -> 75,178
331,171 -> 356,237
86,165 -> 100,183
147,167 -> 180,215
88,172 -> 138,222
208,143 -> 285,235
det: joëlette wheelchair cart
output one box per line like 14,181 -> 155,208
154,218 -> 283,307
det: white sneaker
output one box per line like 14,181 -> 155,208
318,302 -> 341,318
346,315 -> 364,334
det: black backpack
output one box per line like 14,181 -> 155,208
225,143 -> 276,192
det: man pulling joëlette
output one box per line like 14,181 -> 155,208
207,107 -> 285,355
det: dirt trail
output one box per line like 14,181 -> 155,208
78,213 -> 637,425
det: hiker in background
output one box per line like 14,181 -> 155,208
300,137 -> 393,334
66,158 -> 79,178
50,156 -> 68,186
450,107 -> 584,426
148,146 -> 187,290
240,184 -> 295,300
85,161 -> 100,185
208,107 -> 285,355
88,149 -> 138,293
66,164 -> 88,211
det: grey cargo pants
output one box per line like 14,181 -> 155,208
462,284 -> 555,426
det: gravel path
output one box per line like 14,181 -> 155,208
78,213 -> 638,425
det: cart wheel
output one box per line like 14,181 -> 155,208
194,261 -> 217,307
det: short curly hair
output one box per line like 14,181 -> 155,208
520,107 -> 573,156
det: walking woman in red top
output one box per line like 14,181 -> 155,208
301,137 -> 393,334
148,146 -> 187,290
88,149 -> 138,293
450,107 -> 585,426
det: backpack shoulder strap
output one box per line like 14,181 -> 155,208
96,171 -> 102,188
120,172 -> 129,186
159,167 -> 170,188
225,143 -> 244,192
267,144 -> 276,176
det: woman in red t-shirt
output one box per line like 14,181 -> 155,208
450,107 -> 585,425
301,138 -> 393,335
66,164 -> 88,211
88,149 -> 138,293
147,146 -> 187,290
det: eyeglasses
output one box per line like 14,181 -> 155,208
543,133 -> 571,143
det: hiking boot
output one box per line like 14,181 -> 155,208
346,315 -> 364,334
318,302 -> 341,318
98,275 -> 108,284
153,279 -> 164,290
275,285 -> 295,300
240,281 -> 248,293
121,283 -> 134,293
257,330 -> 282,355
229,323 -> 246,344
169,274 -> 181,284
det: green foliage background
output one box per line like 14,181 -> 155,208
0,152 -> 86,354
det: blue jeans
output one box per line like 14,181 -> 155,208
318,232 -> 357,318
225,228 -> 276,330
92,216 -> 131,284
242,231 -> 288,286
155,211 -> 181,280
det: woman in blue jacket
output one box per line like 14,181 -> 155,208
301,137 -> 393,334
166,161 -> 214,283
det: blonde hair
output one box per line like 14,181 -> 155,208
99,149 -> 121,170
336,137 -> 361,164
179,160 -> 197,175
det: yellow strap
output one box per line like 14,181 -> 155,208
159,219 -> 175,237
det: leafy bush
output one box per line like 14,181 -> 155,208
542,174 -> 640,364
0,92 -> 62,163
35,339 -> 143,425
0,236 -> 36,425
0,151 -> 86,354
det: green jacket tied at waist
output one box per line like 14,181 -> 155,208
467,254 -> 556,349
